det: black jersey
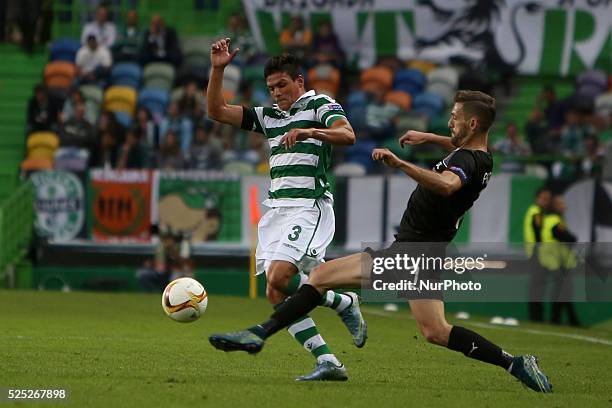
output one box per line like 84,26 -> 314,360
396,148 -> 493,242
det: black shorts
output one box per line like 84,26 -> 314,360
364,240 -> 446,300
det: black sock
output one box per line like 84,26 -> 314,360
447,326 -> 514,370
248,284 -> 323,339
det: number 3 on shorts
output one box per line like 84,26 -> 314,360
288,225 -> 302,241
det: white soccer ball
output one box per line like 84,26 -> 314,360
161,277 -> 208,323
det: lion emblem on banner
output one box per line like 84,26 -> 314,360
416,0 -> 543,68
158,187 -> 221,242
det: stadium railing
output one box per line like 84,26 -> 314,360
0,180 -> 34,288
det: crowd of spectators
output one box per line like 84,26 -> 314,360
522,80 -> 612,179
22,6 -> 612,181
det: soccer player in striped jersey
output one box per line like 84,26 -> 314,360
207,38 -> 366,381
209,90 -> 553,393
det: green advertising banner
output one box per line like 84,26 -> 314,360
154,171 -> 242,242
242,0 -> 611,76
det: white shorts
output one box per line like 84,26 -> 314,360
256,197 -> 335,275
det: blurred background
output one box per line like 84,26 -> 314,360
0,0 -> 611,325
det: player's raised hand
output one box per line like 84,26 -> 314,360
210,38 -> 239,68
399,130 -> 429,148
372,148 -> 403,168
280,128 -> 312,149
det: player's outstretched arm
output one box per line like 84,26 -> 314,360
280,118 -> 355,148
207,38 -> 243,127
372,148 -> 462,196
399,130 -> 455,152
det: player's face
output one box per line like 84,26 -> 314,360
448,103 -> 470,147
536,190 -> 551,209
266,72 -> 305,111
553,196 -> 565,214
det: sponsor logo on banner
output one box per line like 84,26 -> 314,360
31,170 -> 85,242
91,169 -> 152,241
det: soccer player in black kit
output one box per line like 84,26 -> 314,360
209,90 -> 553,393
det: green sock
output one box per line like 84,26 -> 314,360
287,315 -> 341,366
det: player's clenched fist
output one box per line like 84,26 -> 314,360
210,37 -> 239,68
372,148 -> 403,168
399,130 -> 428,147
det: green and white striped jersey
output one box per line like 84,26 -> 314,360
242,90 -> 347,208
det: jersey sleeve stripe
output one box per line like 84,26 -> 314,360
324,113 -> 346,127
448,165 -> 469,184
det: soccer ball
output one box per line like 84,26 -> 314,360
161,277 -> 208,323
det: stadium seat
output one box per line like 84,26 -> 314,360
79,84 -> 103,106
208,64 -> 241,102
345,139 -> 376,170
113,111 -> 132,128
104,86 -> 137,116
53,147 -> 90,171
426,81 -> 455,104
138,88 -> 170,116
78,84 -> 103,122
345,90 -> 369,132
361,66 -> 394,93
49,38 -> 81,63
26,132 -> 60,160
576,69 -> 608,100
308,64 -> 341,97
426,67 -> 459,103
393,68 -> 426,96
176,65 -> 208,87
396,112 -> 428,132
182,36 -> 214,68
333,162 -> 366,176
595,92 -> 612,117
111,62 -> 142,88
384,90 -> 412,111
412,92 -> 445,119
407,59 -> 437,75
143,62 -> 176,91
20,157 -> 53,171
427,67 -> 459,88
44,61 -> 77,90
223,161 -> 255,175
347,90 -> 368,109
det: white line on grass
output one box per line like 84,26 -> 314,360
362,308 -> 612,347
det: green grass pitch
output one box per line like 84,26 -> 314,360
1,289 -> 611,407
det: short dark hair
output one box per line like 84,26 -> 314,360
264,54 -> 302,80
454,90 -> 496,132
535,186 -> 551,197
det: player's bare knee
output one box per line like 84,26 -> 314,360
266,285 -> 285,304
418,323 -> 448,346
307,266 -> 327,290
266,263 -> 294,292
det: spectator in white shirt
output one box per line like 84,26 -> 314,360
81,5 -> 117,48
76,35 -> 112,85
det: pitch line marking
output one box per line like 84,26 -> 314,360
362,308 -> 612,347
